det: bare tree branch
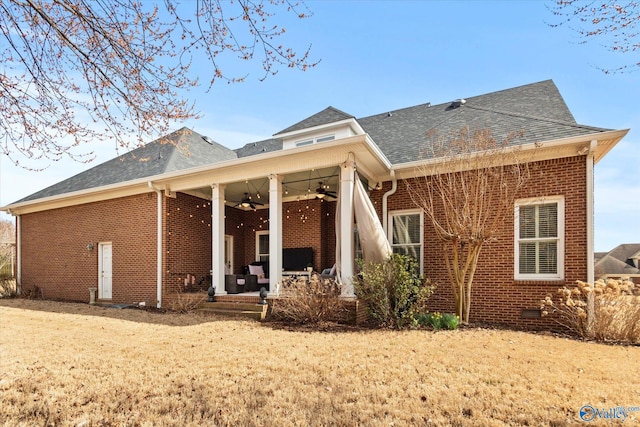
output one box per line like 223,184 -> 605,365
406,127 -> 531,322
548,0 -> 639,73
0,0 -> 317,168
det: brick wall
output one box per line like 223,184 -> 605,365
381,156 -> 588,329
20,193 -> 158,305
165,193 -> 212,294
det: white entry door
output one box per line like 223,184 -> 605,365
98,242 -> 113,299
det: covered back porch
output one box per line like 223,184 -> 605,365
151,134 -> 391,306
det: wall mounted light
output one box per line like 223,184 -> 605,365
87,243 -> 94,251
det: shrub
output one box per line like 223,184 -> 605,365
354,254 -> 435,328
270,274 -> 345,324
413,312 -> 460,331
167,292 -> 207,313
541,279 -> 640,343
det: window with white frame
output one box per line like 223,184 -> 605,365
514,196 -> 564,280
294,134 -> 335,147
388,210 -> 423,271
256,231 -> 269,262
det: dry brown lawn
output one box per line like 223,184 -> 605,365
1,299 -> 638,427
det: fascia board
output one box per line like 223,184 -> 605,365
273,118 -> 363,139
2,134 -> 391,214
390,129 -> 629,180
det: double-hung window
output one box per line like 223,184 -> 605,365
388,209 -> 423,271
514,196 -> 564,280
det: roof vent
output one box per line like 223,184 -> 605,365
387,112 -> 393,117
450,99 -> 466,109
202,136 -> 214,145
426,102 -> 431,108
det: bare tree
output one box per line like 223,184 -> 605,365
548,0 -> 639,73
0,0 -> 316,168
406,128 -> 529,323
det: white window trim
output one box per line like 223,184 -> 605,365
255,230 -> 269,262
294,134 -> 335,147
387,209 -> 424,273
514,195 -> 565,281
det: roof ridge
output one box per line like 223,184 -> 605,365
464,105 -> 608,133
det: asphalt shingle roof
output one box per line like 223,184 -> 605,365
595,243 -> 640,276
357,80 -> 609,164
275,106 -> 355,135
13,80 -> 616,203
17,128 -> 237,203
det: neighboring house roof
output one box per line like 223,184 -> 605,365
595,243 -> 640,276
7,80 -> 620,205
16,128 -> 237,203
275,106 -> 355,135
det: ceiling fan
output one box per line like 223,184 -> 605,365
233,193 -> 264,210
315,182 -> 337,199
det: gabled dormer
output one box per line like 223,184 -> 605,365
274,106 -> 366,149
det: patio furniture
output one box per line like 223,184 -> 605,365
225,274 -> 245,294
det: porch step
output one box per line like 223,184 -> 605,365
197,301 -> 268,321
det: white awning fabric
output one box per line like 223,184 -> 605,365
353,176 -> 392,263
335,175 -> 392,283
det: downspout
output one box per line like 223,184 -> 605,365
586,140 -> 597,284
148,182 -> 163,308
8,210 -> 21,295
382,170 -> 397,234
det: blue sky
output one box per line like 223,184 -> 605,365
0,0 -> 638,251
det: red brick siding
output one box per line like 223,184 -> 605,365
383,156 -> 588,329
165,193 -> 212,293
20,194 -> 158,304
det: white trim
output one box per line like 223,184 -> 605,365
255,230 -> 270,262
212,184 -> 226,295
274,118 -> 365,139
15,215 -> 21,295
148,182 -> 163,307
514,196 -> 565,281
387,208 -> 424,273
98,242 -> 113,299
1,134 -> 391,215
268,174 -> 283,293
391,129 -> 629,180
225,235 -> 234,274
586,140 -> 597,284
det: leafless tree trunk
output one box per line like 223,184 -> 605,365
406,127 -> 530,323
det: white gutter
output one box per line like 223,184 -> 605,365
586,140 -> 597,284
390,129 -> 629,177
381,170 -> 397,234
148,182 -> 163,308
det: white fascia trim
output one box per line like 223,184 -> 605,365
2,133 -> 391,215
390,129 -> 629,179
273,118 -> 365,139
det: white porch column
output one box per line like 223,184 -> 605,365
339,160 -> 356,297
15,214 -> 21,295
268,174 -> 283,294
212,184 -> 226,295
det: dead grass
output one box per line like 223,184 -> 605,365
1,299 -> 638,427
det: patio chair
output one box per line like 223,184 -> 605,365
224,274 -> 245,294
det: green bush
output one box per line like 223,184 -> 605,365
413,312 -> 460,331
354,254 -> 435,328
